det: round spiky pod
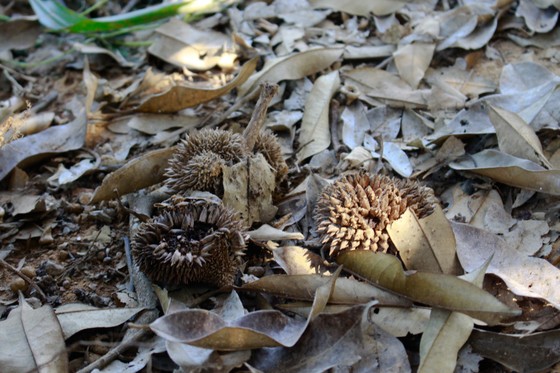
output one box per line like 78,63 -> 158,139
132,200 -> 247,287
165,129 -> 248,195
314,172 -> 436,257
253,130 -> 288,183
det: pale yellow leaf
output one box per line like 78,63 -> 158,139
387,206 -> 462,275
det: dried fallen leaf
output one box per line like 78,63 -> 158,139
55,303 -> 145,339
247,224 -> 304,241
165,292 -> 251,372
271,245 -> 327,275
370,307 -> 431,337
449,149 -> 560,195
341,101 -> 369,149
337,251 -> 520,325
297,70 -> 340,162
419,309 -> 473,373
148,18 -> 236,71
151,268 -> 341,350
417,258 -> 488,373
387,206 -> 462,275
393,43 -> 435,89
238,48 -> 343,96
133,57 -> 257,113
424,66 -> 497,99
516,0 -> 559,33
90,146 -> 176,203
0,109 -> 86,181
309,0 -> 406,16
489,105 -> 552,168
0,295 -> 68,373
0,19 -> 42,52
344,67 -> 428,108
469,328 -> 560,372
222,153 -> 277,225
241,274 -> 410,306
382,141 -> 413,177
249,303 -> 411,373
452,222 -> 560,309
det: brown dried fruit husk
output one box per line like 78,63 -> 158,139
253,130 -> 288,183
165,128 -> 247,196
315,172 -> 435,257
165,128 -> 287,196
132,199 -> 247,287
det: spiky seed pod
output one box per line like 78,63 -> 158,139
132,201 -> 247,287
253,130 -> 288,183
314,172 -> 436,257
165,129 -> 248,195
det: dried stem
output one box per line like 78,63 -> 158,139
243,82 -> 278,152
329,99 -> 344,153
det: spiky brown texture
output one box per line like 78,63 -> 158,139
253,130 -> 288,182
165,129 -> 247,196
315,172 -> 435,257
132,200 -> 247,287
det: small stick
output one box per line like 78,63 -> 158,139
203,85 -> 261,128
122,237 -> 135,292
0,258 -> 48,302
242,82 -> 278,152
75,328 -> 151,373
329,99 -> 344,153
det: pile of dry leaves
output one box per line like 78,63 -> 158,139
1,0 -> 560,372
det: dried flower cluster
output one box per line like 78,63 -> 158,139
165,128 -> 287,196
315,172 -> 436,257
132,198 -> 247,287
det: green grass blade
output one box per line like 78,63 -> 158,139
30,0 -> 195,34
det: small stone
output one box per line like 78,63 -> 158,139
21,266 -> 36,278
10,278 -> 28,292
247,266 -> 265,277
78,192 -> 93,205
62,279 -> 71,289
58,250 -> 69,261
97,250 -> 106,261
43,260 -> 65,276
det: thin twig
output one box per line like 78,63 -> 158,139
76,328 -> 151,373
242,82 -> 279,152
329,99 -> 344,153
203,85 -> 261,128
0,258 -> 48,302
123,237 -> 134,292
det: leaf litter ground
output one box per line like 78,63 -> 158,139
2,1 -> 560,372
